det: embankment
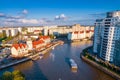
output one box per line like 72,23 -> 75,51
81,54 -> 120,80
0,41 -> 61,70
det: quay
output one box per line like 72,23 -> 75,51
81,49 -> 120,80
0,41 -> 62,70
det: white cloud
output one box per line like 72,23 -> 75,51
19,19 -> 39,24
60,14 -> 66,18
22,9 -> 28,14
0,13 -> 6,17
55,14 -> 67,20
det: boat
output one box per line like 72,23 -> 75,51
32,56 -> 40,61
39,54 -> 43,59
69,59 -> 78,72
52,47 -> 54,50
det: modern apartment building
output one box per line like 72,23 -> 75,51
114,40 -> 120,66
93,11 -> 120,66
0,27 -> 22,37
93,19 -> 103,54
67,25 -> 94,41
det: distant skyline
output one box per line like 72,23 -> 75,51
0,0 -> 120,26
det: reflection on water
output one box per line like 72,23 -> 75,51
50,53 -> 55,62
0,41 -> 115,80
14,61 -> 33,71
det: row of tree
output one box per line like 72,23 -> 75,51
0,70 -> 25,80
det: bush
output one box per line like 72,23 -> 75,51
12,70 -> 25,78
0,70 -> 25,80
1,71 -> 12,80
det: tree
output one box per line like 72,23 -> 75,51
2,30 -> 7,38
0,70 -> 26,80
0,33 -> 3,38
49,34 -> 55,39
39,33 -> 43,36
12,70 -> 24,78
1,71 -> 12,80
22,27 -> 27,32
14,76 -> 25,80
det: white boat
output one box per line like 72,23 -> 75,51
69,59 -> 78,71
39,54 -> 43,59
52,47 -> 54,50
32,56 -> 40,61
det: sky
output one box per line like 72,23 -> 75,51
0,0 -> 120,26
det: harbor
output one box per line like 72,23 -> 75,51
0,40 -> 62,70
0,41 -> 115,80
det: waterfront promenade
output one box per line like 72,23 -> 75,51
81,47 -> 120,80
0,41 -> 61,70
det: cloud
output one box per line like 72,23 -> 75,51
22,9 -> 28,14
55,14 -> 67,20
19,19 -> 39,24
0,13 -> 6,17
89,12 -> 106,18
0,12 -> 24,19
6,15 -> 24,19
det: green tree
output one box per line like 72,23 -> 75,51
2,31 -> 7,38
12,70 -> 25,78
1,71 -> 13,80
39,33 -> 43,36
49,34 -> 55,39
14,76 -> 25,80
22,27 -> 27,32
0,33 -> 3,38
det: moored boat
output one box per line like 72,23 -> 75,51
39,53 -> 43,59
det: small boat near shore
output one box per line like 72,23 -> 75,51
52,47 -> 54,50
32,56 -> 40,61
39,54 -> 43,59
69,59 -> 78,72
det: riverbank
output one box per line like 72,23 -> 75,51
0,41 -> 61,70
80,47 -> 120,80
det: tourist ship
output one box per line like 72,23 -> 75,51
69,59 -> 78,72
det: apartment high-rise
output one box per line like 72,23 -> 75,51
93,19 -> 103,54
93,11 -> 120,66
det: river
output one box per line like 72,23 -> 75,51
0,41 -> 115,80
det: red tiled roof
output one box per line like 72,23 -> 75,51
90,30 -> 94,32
86,30 -> 90,33
12,44 -> 19,50
32,40 -> 44,46
39,36 -> 50,40
22,44 -> 27,48
34,30 -> 40,32
19,44 -> 23,48
80,31 -> 84,33
12,43 -> 27,50
74,31 -> 79,34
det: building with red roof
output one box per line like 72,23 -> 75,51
68,29 -> 94,41
11,43 -> 28,58
39,36 -> 51,44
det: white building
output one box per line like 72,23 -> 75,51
93,11 -> 120,65
26,38 -> 33,50
0,27 -> 21,37
68,26 -> 94,41
27,27 -> 43,33
11,43 -> 28,57
93,19 -> 104,53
